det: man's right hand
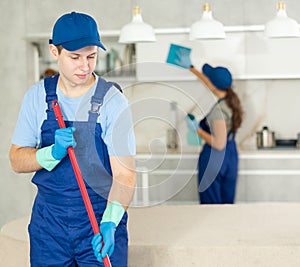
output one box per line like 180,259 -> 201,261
51,127 -> 77,160
36,127 -> 76,171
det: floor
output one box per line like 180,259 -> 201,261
2,203 -> 300,267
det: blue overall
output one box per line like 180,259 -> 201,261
197,98 -> 238,204
28,75 -> 128,267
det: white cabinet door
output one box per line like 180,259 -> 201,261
136,30 -> 300,80
136,32 -> 246,81
237,155 -> 300,202
244,32 -> 300,78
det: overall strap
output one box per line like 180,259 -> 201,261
217,97 -> 225,104
44,74 -> 59,120
88,77 -> 122,122
227,131 -> 235,141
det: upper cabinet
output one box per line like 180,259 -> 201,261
136,30 -> 244,81
136,27 -> 300,81
26,26 -> 300,83
244,31 -> 300,79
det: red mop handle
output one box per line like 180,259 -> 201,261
52,100 -> 112,267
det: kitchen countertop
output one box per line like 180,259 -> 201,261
239,147 -> 300,159
136,147 -> 300,159
135,149 -> 300,178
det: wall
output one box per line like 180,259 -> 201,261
132,29 -> 300,152
0,0 -> 34,229
118,77 -> 300,154
1,0 -> 300,227
235,79 -> 300,148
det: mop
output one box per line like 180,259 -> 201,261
52,100 -> 112,267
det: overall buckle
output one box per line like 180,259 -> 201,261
90,101 -> 102,114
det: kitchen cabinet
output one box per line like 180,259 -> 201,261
26,26 -> 300,83
134,150 -> 300,205
136,31 -> 245,81
137,29 -> 300,81
244,33 -> 300,79
133,154 -> 199,206
237,150 -> 300,202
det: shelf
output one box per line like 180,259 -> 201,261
26,25 -> 300,81
24,25 -> 266,41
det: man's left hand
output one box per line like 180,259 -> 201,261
91,222 -> 116,262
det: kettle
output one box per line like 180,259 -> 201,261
256,126 -> 275,148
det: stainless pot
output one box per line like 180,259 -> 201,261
256,126 -> 275,148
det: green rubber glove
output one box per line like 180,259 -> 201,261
36,145 -> 60,171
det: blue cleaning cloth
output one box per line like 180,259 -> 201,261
166,44 -> 191,67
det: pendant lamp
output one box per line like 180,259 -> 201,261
264,1 -> 300,38
190,3 -> 225,40
119,6 -> 156,43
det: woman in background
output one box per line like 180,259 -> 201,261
189,64 -> 243,204
174,53 -> 243,204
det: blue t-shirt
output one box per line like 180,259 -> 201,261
12,75 -> 136,156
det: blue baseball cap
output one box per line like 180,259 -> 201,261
202,63 -> 232,90
49,12 -> 106,51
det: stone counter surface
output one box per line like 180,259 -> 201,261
137,148 -> 300,158
2,203 -> 300,266
239,148 -> 300,158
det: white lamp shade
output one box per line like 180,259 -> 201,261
119,8 -> 156,43
190,9 -> 225,40
264,2 -> 300,38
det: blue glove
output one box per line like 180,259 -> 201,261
174,48 -> 193,69
186,113 -> 199,132
91,222 -> 116,262
36,127 -> 76,171
51,127 -> 76,160
91,233 -> 102,262
91,201 -> 125,263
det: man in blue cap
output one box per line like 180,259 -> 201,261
10,11 -> 136,266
